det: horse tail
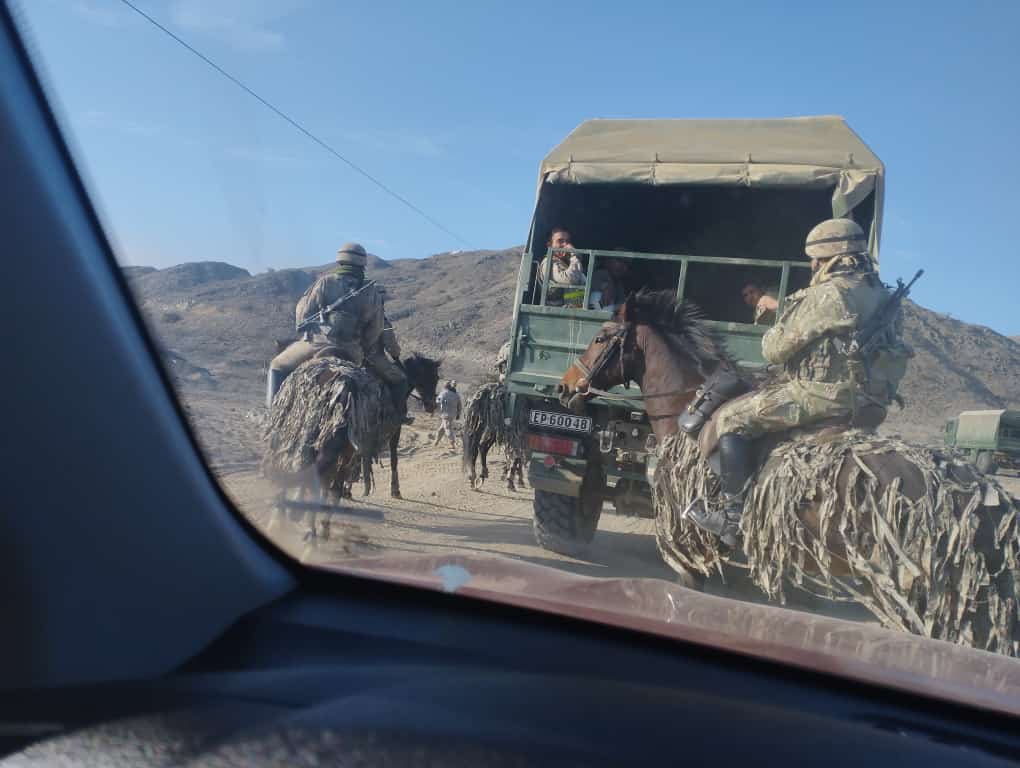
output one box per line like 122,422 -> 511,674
462,384 -> 493,474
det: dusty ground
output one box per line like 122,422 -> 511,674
220,418 -> 678,583
202,398 -> 1020,621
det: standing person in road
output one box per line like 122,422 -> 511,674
434,380 -> 462,448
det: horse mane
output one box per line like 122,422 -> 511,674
617,289 -> 734,374
402,353 -> 441,374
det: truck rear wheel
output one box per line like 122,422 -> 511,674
533,465 -> 605,556
975,451 -> 998,475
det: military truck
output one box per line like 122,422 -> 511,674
504,117 -> 885,554
944,410 -> 1020,475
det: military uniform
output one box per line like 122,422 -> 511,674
495,340 -> 511,383
434,383 -> 462,448
365,315 -> 409,409
687,218 -> 912,548
267,243 -> 408,413
714,273 -> 889,438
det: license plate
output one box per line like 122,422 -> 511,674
529,410 -> 592,433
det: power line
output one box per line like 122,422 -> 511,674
117,0 -> 472,248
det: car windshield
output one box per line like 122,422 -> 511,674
15,0 -> 1020,702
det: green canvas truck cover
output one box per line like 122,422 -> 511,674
535,116 -> 884,256
956,410 -> 1020,448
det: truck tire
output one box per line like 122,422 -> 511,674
975,451 -> 998,475
533,465 -> 605,556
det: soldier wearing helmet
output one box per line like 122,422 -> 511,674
686,218 -> 911,548
494,340 -> 512,383
267,243 -> 409,421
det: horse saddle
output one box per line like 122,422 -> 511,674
697,393 -> 887,477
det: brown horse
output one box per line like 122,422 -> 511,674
557,289 -> 1020,656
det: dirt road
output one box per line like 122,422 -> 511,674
208,402 -> 1020,618
222,421 -> 679,582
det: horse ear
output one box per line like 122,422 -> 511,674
616,292 -> 637,322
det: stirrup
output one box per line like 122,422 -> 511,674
683,497 -> 740,549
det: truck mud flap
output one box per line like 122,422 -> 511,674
528,453 -> 587,498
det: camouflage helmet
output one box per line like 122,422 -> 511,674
336,242 -> 368,266
495,340 -> 511,367
804,219 -> 867,260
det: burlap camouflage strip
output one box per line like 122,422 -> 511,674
653,430 -> 1020,657
461,382 -> 528,466
261,356 -> 396,481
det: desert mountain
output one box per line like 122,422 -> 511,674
123,249 -> 1020,443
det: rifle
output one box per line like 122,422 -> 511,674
295,280 -> 377,336
838,269 -> 923,359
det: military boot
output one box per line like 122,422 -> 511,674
266,368 -> 286,410
685,434 -> 754,548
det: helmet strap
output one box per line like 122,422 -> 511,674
810,251 -> 871,286
335,264 -> 365,279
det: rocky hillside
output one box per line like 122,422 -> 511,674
883,304 -> 1020,442
124,249 -> 521,396
123,249 -> 1020,442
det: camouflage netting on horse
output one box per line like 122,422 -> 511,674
261,357 -> 395,480
462,383 -> 527,460
653,431 -> 1020,657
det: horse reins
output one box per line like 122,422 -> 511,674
568,323 -> 700,417
569,325 -> 629,385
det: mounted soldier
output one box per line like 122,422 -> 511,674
266,243 -> 410,422
683,218 -> 914,547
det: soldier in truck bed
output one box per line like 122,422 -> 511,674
536,226 -> 585,306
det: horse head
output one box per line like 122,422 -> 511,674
557,294 -> 642,413
404,354 -> 441,414
557,290 -> 728,415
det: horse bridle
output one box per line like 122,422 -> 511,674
569,323 -> 630,390
567,322 -> 701,417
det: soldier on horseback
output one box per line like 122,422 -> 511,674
684,218 -> 913,547
267,242 -> 411,423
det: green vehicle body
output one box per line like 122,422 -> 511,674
505,117 -> 885,525
944,410 -> 1020,473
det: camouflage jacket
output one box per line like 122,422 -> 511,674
762,271 -> 889,389
295,273 -> 385,365
494,341 -> 511,372
380,316 -> 401,361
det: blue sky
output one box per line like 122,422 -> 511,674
14,0 -> 1020,335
